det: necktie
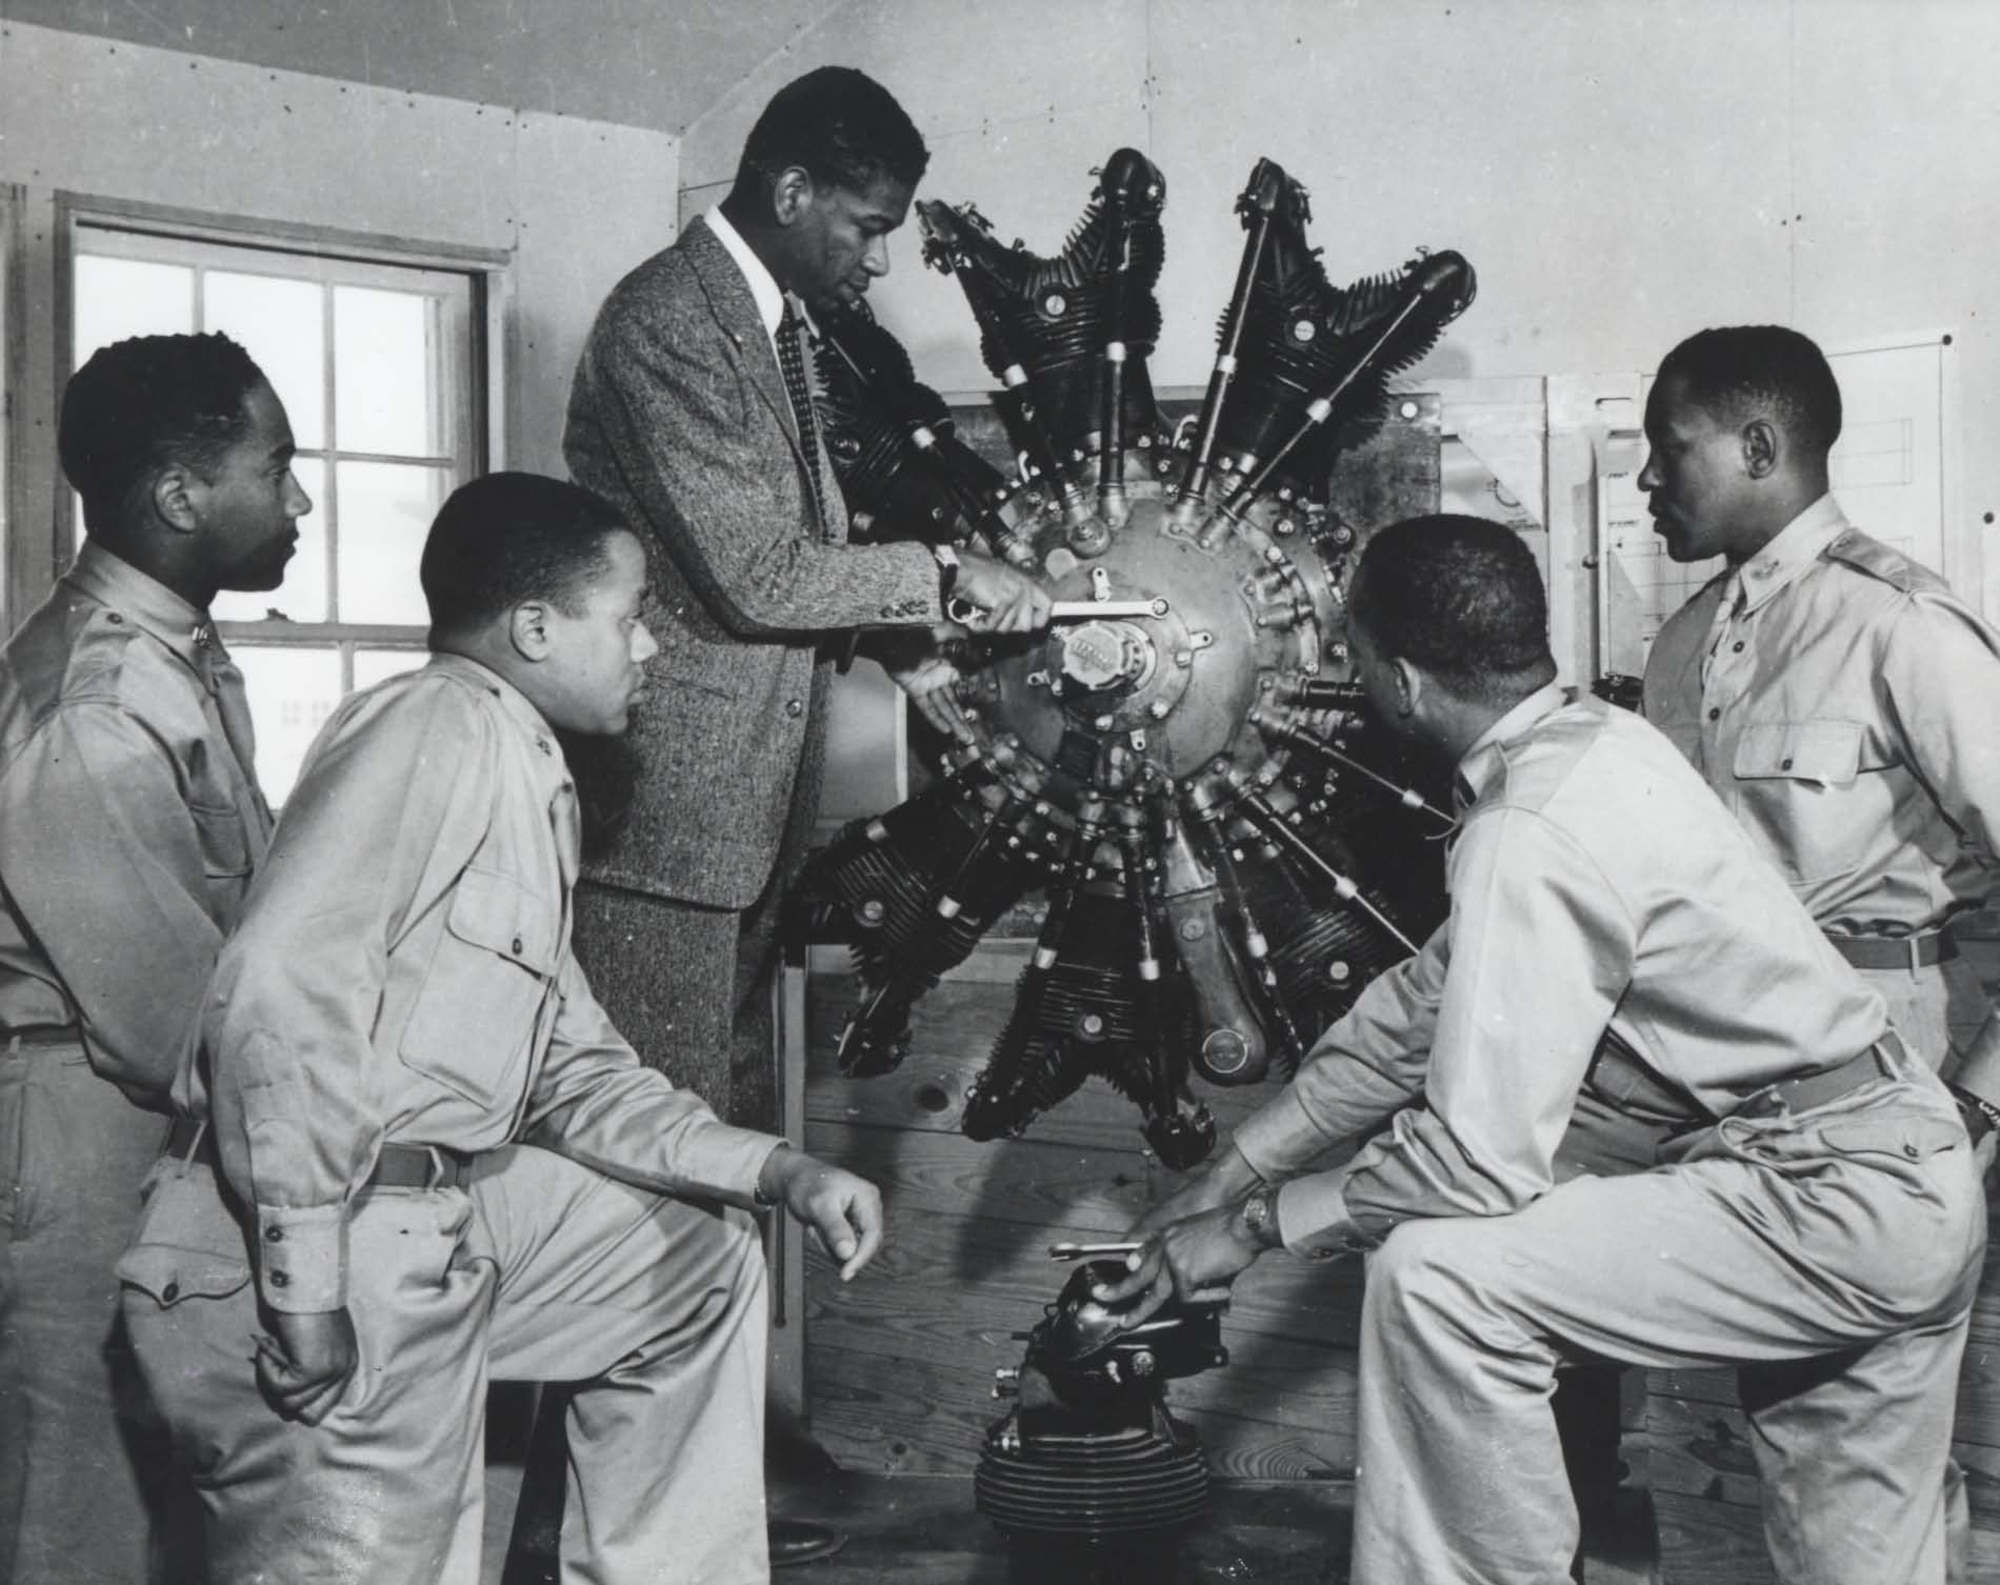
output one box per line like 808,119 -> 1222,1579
775,296 -> 830,533
194,623 -> 275,845
1699,568 -> 1747,691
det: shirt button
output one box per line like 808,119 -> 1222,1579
512,936 -> 525,955
1904,1141 -> 1921,1159
537,738 -> 552,756
785,699 -> 804,718
1707,707 -> 1720,721
269,1269 -> 290,1289
162,1280 -> 180,1302
265,1225 -> 284,1244
1781,758 -> 1794,771
1732,641 -> 1745,653
106,612 -> 124,625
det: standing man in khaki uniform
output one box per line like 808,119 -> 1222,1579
1641,324 -> 2000,1115
1640,325 -> 2000,1576
0,333 -> 302,1583
1101,514 -> 1985,1585
121,473 -> 884,1585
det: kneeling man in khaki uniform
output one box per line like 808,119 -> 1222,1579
1100,514 -> 1986,1585
121,472 -> 882,1585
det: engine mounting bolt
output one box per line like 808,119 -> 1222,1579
1265,546 -> 1285,564
1131,1349 -> 1156,1377
1179,919 -> 1206,942
1276,518 -> 1295,537
1079,1013 -> 1106,1038
1174,649 -> 1192,668
1094,714 -> 1116,730
1149,699 -> 1171,719
860,899 -> 886,924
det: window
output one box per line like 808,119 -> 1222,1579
70,221 -> 485,802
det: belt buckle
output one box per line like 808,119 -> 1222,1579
423,1145 -> 470,1191
1736,1087 -> 1786,1122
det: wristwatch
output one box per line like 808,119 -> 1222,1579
1237,1189 -> 1283,1250
1949,1084 -> 1999,1147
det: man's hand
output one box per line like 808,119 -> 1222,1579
1129,1145 -> 1265,1239
950,550 -> 1054,634
1085,1201 -> 1267,1332
255,1306 -> 359,1425
887,651 -> 968,740
758,1145 -> 885,1281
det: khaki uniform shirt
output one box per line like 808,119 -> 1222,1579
1231,687 -> 1887,1256
192,655 -> 780,1315
0,543 -> 271,1100
1642,493 -> 2000,938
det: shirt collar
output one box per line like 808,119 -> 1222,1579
1735,492 -> 1848,615
63,540 -> 209,676
423,652 -> 563,756
1454,682 -> 1568,808
703,207 -> 786,344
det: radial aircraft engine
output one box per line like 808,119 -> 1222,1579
801,149 -> 1474,1168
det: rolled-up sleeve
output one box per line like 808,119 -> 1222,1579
0,703 -> 225,1102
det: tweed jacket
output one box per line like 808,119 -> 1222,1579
564,215 -> 942,908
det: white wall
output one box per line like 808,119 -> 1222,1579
680,0 -> 2000,606
0,19 -> 679,609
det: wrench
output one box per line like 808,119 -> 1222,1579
947,595 -> 1169,625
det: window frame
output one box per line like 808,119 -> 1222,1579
56,193 -> 510,671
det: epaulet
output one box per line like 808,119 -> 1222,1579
1822,528 -> 1948,597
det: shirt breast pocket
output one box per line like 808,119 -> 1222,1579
1731,719 -> 1872,885
400,866 -> 559,1107
189,800 -> 251,879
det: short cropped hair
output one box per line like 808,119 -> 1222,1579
420,472 -> 634,644
1657,325 -> 1843,456
1349,514 -> 1555,706
731,66 -> 929,200
59,333 -> 268,534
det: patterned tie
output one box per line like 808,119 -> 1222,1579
194,622 -> 275,843
775,295 -> 830,533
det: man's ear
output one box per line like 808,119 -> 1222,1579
770,165 -> 815,227
509,600 -> 555,661
150,465 -> 202,538
1740,416 -> 1780,481
1389,656 -> 1422,719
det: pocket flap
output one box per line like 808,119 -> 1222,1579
115,1242 -> 252,1307
1821,1114 -> 1964,1161
1733,720 -> 1863,786
446,865 -> 558,975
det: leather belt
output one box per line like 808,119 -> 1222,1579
1827,931 -> 1955,971
163,1118 -> 473,1192
1732,1033 -> 1905,1121
3,1025 -> 81,1048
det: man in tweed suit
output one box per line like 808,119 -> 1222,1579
563,67 -> 1048,1565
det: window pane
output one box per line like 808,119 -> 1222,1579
205,271 -> 326,449
213,457 -> 328,624
335,286 -> 449,457
232,645 -> 343,807
353,648 -> 431,691
336,461 -> 448,625
74,256 -> 194,361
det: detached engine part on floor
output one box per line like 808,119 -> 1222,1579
800,149 -> 1471,1164
975,1259 -> 1226,1571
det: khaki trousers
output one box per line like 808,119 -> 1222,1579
122,1144 -> 770,1585
0,1039 -> 187,1585
1355,1066 -> 1985,1585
